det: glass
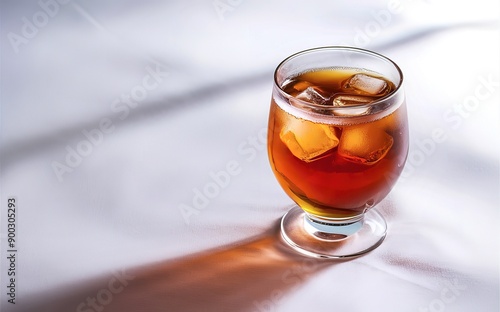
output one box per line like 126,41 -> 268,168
267,47 -> 409,258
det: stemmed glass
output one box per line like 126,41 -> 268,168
267,47 -> 408,258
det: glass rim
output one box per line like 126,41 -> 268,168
273,46 -> 404,116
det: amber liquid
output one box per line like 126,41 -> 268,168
268,68 -> 409,219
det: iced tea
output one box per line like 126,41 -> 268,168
268,67 -> 408,219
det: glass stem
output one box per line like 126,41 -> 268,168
304,215 -> 364,241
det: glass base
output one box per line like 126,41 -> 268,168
280,206 -> 387,259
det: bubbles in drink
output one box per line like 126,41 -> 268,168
338,123 -> 394,165
279,117 -> 339,162
342,73 -> 390,96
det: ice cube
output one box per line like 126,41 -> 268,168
330,94 -> 374,116
343,73 -> 389,96
338,124 -> 393,165
280,118 -> 339,162
293,81 -> 313,92
294,86 -> 331,105
332,94 -> 376,106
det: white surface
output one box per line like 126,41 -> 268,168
1,0 -> 499,311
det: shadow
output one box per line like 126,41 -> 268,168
20,221 -> 345,312
0,71 -> 272,173
372,20 -> 498,52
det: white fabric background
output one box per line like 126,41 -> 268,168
1,0 -> 499,311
